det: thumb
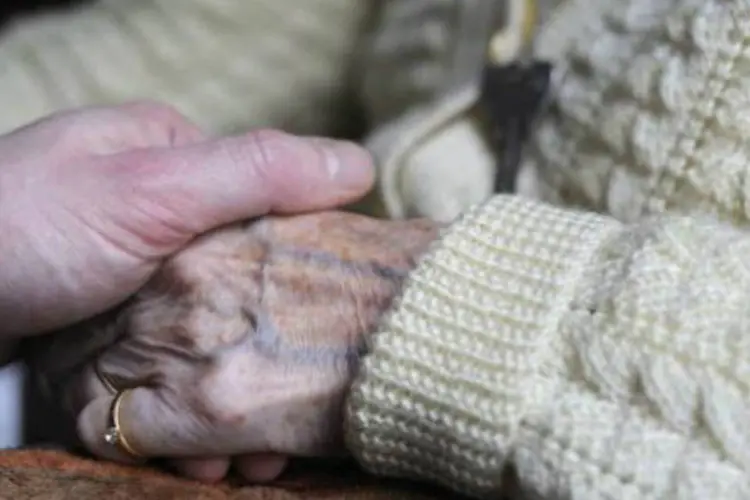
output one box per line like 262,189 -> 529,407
98,130 -> 374,254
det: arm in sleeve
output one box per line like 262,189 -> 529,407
345,194 -> 750,499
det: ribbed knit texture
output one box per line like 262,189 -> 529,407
346,196 -> 619,497
345,195 -> 750,499
0,0 -> 369,135
521,0 -> 750,225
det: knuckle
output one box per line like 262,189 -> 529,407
118,100 -> 187,126
218,129 -> 299,196
25,102 -> 197,156
42,111 -> 95,153
241,128 -> 293,171
42,105 -> 101,135
192,372 -> 249,428
131,241 -> 258,355
117,100 -> 202,146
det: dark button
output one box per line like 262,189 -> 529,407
480,60 -> 553,193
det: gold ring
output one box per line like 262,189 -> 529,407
103,389 -> 145,460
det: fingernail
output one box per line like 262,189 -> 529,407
313,138 -> 374,189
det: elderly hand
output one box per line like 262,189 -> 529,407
24,211 -> 440,483
0,101 -> 373,341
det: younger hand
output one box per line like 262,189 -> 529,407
0,101 -> 373,339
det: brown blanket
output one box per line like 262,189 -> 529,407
0,450 -> 464,499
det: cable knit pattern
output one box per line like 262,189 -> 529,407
345,195 -> 750,499
522,0 -> 750,225
515,215 -> 750,498
0,0 -> 368,135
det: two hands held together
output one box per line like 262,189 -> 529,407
0,102 -> 440,483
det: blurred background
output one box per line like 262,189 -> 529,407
0,0 -> 88,26
0,0 -> 371,138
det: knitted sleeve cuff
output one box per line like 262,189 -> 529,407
343,195 -> 621,497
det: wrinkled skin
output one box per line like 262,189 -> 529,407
24,211 -> 440,467
0,100 -> 374,484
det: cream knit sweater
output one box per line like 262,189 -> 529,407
345,195 -> 750,499
344,0 -> 750,498
521,0 -> 750,225
365,0 -> 750,229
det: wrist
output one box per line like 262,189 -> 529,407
329,220 -> 443,452
344,196 -> 621,496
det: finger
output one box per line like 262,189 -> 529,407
108,130 -> 374,240
77,387 -> 197,463
77,386 -> 267,461
170,457 -> 231,483
234,454 -> 289,483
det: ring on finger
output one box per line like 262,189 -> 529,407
103,389 -> 145,460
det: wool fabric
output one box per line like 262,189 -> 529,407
346,194 -> 750,499
0,0 -> 369,135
